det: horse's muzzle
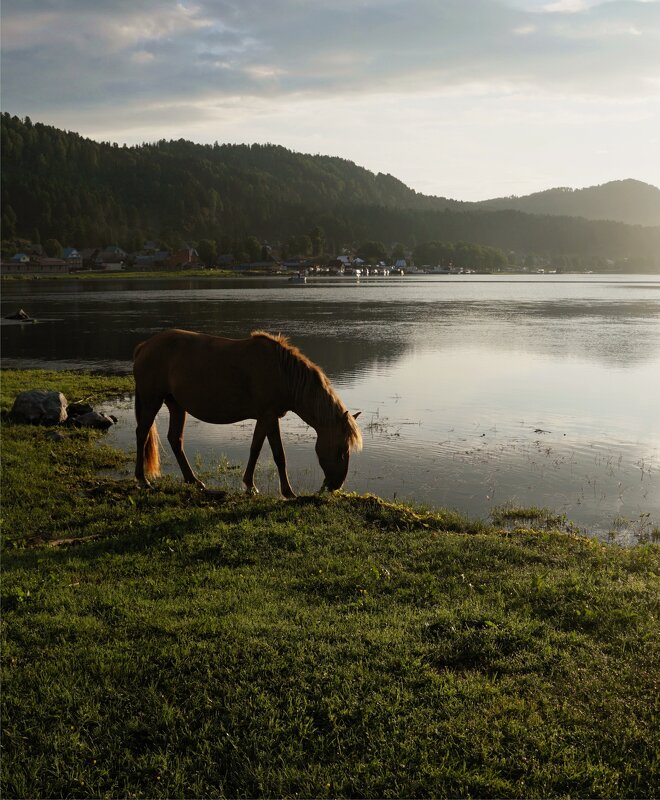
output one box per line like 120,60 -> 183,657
319,477 -> 344,493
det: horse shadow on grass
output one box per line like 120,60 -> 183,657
1,478 -> 334,587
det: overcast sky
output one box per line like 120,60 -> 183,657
2,0 -> 659,200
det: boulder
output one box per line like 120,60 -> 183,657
70,411 -> 116,430
11,390 -> 68,425
66,402 -> 94,418
5,308 -> 34,322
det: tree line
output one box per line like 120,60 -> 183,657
2,114 -> 658,271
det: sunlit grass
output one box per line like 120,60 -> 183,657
1,370 -> 134,414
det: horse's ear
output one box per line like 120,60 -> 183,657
343,410 -> 361,420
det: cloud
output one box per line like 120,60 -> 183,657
1,2 -> 211,52
1,0 -> 658,199
543,0 -> 591,11
2,0 -> 659,116
513,23 -> 538,33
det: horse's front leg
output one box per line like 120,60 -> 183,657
266,419 -> 296,499
243,419 -> 269,495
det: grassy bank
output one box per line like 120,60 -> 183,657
1,370 -> 659,798
1,269 -> 267,282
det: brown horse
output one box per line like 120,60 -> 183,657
133,329 -> 362,496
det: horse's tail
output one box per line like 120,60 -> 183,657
143,424 -> 161,479
135,391 -> 161,479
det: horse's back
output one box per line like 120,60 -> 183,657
136,328 -> 229,356
133,329 -> 282,422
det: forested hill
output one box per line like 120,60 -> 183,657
476,180 -> 660,227
0,113 -> 460,246
1,113 -> 659,267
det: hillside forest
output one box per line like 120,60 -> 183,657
1,114 -> 659,271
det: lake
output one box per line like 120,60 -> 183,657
2,273 -> 659,543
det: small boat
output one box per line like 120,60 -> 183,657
288,272 -> 307,284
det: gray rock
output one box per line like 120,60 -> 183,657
70,411 -> 115,430
5,308 -> 34,322
11,390 -> 68,425
67,402 -> 94,418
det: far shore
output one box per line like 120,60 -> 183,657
3,267 -> 659,281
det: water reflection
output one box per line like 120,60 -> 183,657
3,277 -> 660,374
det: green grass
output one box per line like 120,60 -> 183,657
1,268 -> 259,282
1,370 -> 135,412
1,370 -> 659,798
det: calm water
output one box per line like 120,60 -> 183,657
2,273 -> 659,542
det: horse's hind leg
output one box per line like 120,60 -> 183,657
164,396 -> 206,489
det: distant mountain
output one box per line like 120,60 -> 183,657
474,180 -> 660,227
1,114 -> 659,271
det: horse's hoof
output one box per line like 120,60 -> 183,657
244,485 -> 259,496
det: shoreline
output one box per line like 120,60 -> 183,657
3,268 -> 660,282
2,367 -> 658,546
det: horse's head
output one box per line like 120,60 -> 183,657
315,411 -> 362,491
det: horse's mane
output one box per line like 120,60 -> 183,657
251,331 -> 362,451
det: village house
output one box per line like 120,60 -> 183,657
280,258 -> 311,272
1,255 -> 69,275
167,247 -> 203,270
97,245 -> 126,265
78,248 -> 100,269
134,250 -> 171,270
62,247 -> 83,270
75,245 -> 126,271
